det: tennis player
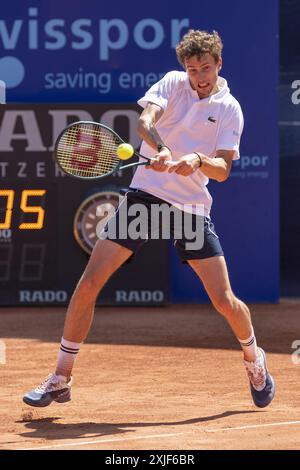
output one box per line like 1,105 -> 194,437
23,30 -> 275,408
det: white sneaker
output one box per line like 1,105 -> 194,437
23,373 -> 72,407
244,347 -> 275,408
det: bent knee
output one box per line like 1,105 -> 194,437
213,291 -> 239,317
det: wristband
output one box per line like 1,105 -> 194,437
193,152 -> 203,167
157,143 -> 171,153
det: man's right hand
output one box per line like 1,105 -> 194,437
145,147 -> 172,172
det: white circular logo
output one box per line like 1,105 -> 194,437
0,56 -> 25,88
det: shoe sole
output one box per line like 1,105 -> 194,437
22,396 -> 53,407
22,390 -> 71,408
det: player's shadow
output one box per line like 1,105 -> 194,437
16,410 -> 260,441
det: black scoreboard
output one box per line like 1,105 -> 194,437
0,104 -> 170,305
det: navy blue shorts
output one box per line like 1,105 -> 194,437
101,189 -> 224,263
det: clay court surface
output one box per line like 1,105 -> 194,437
0,300 -> 299,450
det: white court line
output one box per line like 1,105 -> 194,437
206,420 -> 300,433
19,432 -> 184,451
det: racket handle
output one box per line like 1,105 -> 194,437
118,158 -> 177,171
147,157 -> 176,166
136,152 -> 176,167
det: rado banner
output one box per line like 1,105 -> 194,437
0,103 -> 170,305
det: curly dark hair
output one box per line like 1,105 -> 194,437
176,30 -> 223,66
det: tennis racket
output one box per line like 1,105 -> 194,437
54,120 -> 173,179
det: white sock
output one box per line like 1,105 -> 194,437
238,327 -> 259,362
56,337 -> 82,379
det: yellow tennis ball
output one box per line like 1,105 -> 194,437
116,143 -> 134,160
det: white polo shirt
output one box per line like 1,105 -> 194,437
130,71 -> 244,216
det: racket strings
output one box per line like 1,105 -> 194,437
56,124 -> 121,177
58,135 -> 118,175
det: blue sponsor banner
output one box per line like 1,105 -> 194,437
1,0 -> 277,104
0,0 -> 279,302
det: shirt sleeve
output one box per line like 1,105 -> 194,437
137,71 -> 177,110
216,103 -> 244,160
